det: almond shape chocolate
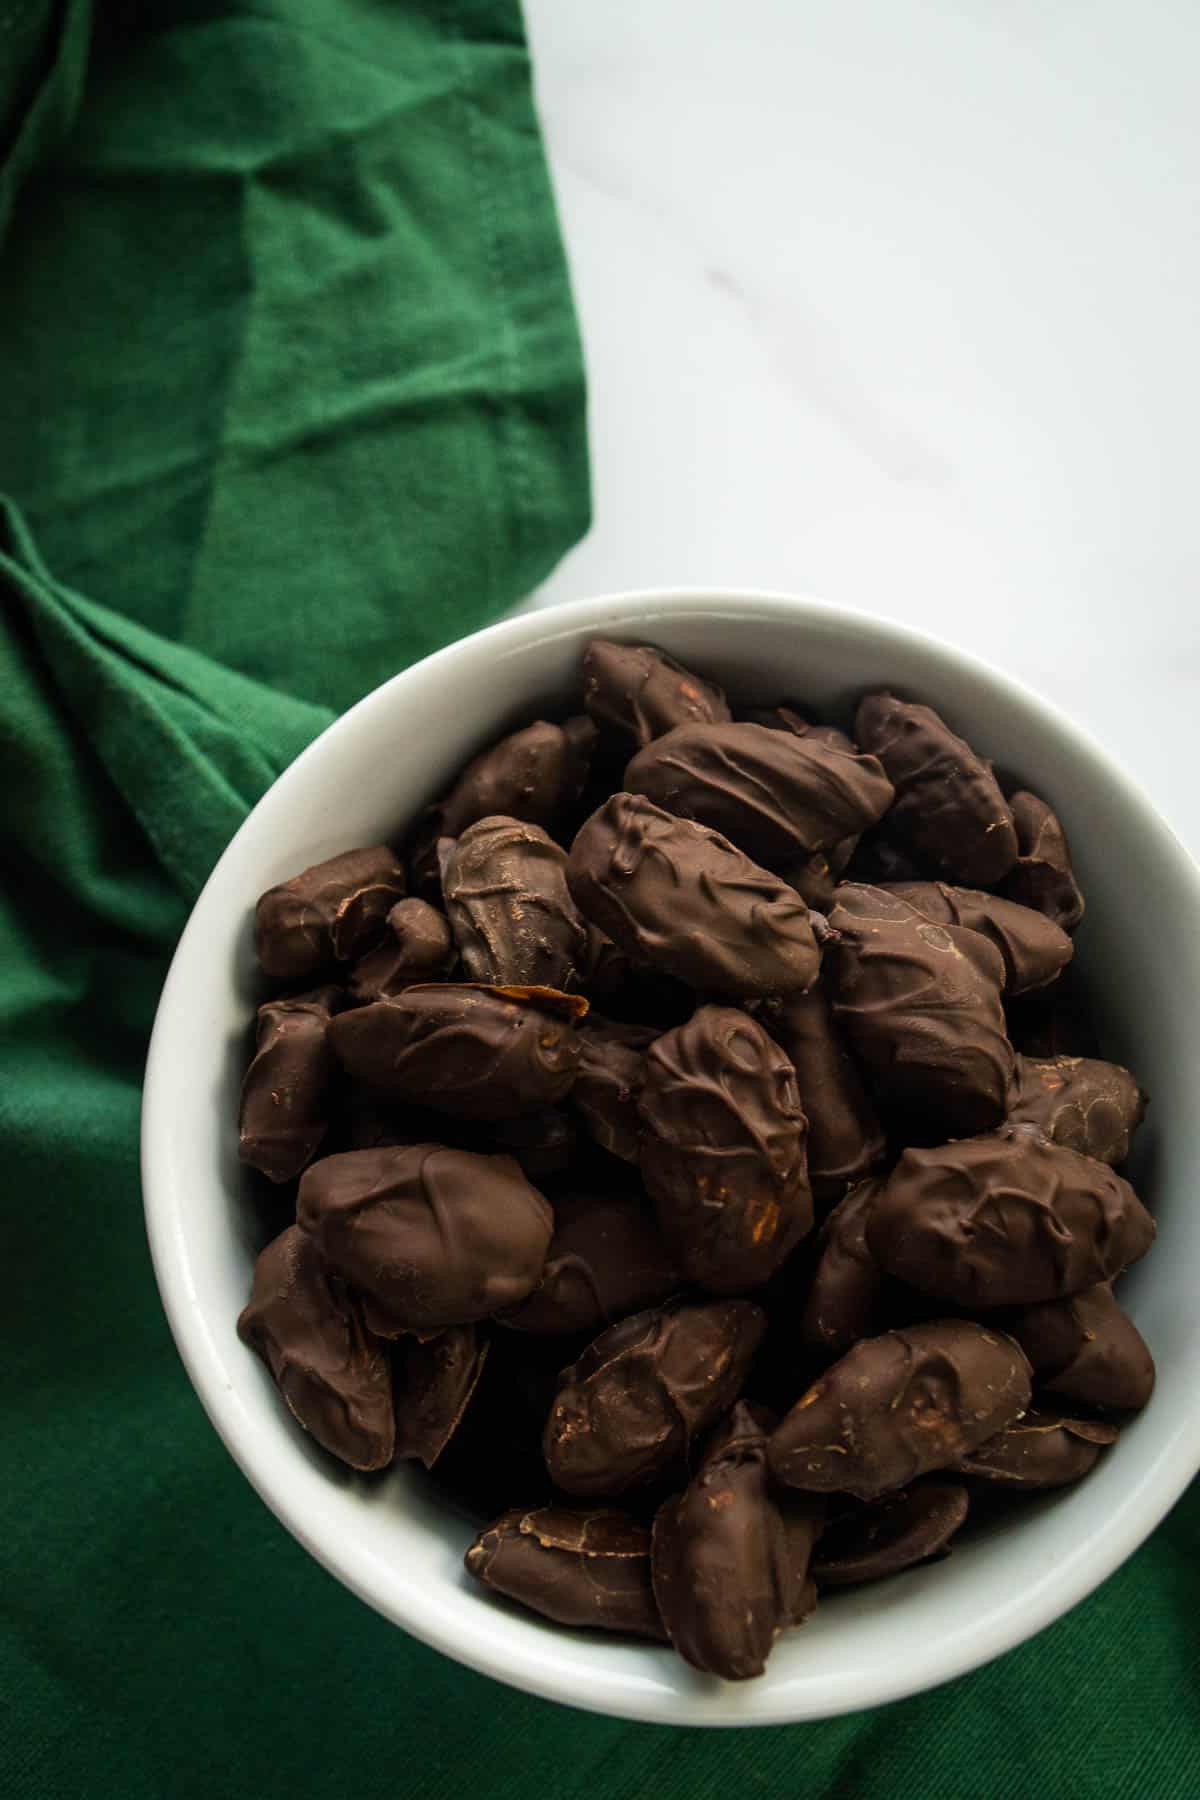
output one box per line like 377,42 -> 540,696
637,1005 -> 813,1293
624,721 -> 893,864
567,793 -> 820,998
855,692 -> 1018,885
867,1126 -> 1156,1307
768,1320 -> 1031,1500
297,1143 -> 554,1335
443,815 -> 589,991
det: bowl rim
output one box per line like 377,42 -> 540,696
141,585 -> 1200,1726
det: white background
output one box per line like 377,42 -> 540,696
524,0 -> 1200,850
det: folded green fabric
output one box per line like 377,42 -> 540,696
2,6 -> 1197,1800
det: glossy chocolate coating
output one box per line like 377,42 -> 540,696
801,1178 -> 886,1356
1008,1055 -> 1147,1166
571,1014 -> 658,1163
443,816 -> 588,991
465,1506 -> 665,1640
392,1325 -> 490,1468
543,1299 -> 766,1497
1008,1283 -> 1155,1411
348,899 -> 454,1001
885,881 -> 1072,996
1001,790 -> 1085,933
582,638 -> 731,750
297,1144 -> 554,1335
238,1226 -> 394,1470
954,1410 -> 1117,1488
624,721 -> 893,865
239,987 -> 338,1183
868,1126 -> 1155,1308
651,1402 -> 818,1679
768,1320 -> 1031,1500
811,1480 -> 969,1587
502,1188 -> 678,1335
567,793 -> 821,998
826,883 -> 1015,1138
329,983 -> 581,1120
439,718 -> 595,840
759,987 -> 887,1206
855,693 -> 1018,885
255,847 -> 407,982
638,1005 -> 812,1293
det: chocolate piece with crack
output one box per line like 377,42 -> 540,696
348,898 -> 454,1001
954,1411 -> 1117,1488
238,1225 -> 394,1470
465,1506 -> 665,1639
255,847 -> 407,982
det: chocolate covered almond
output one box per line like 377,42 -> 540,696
759,987 -> 887,1206
638,1006 -> 813,1293
297,1144 -> 554,1335
568,793 -> 820,998
651,1402 -> 820,1679
769,1321 -> 1031,1500
255,847 -> 406,982
348,898 -> 454,1001
543,1300 -> 766,1497
855,693 -> 1018,884
443,815 -> 588,991
884,881 -> 1072,996
954,1411 -> 1117,1489
238,1226 -> 394,1471
392,1325 -> 490,1469
826,883 -> 1014,1137
570,1014 -> 658,1163
1008,1283 -> 1155,1412
1008,1054 -> 1147,1167
583,638 -> 730,749
1001,790 -> 1085,933
801,1178 -> 887,1356
330,983 -> 581,1120
239,987 -> 338,1183
465,1506 -> 665,1639
502,1188 -> 678,1336
811,1480 -> 969,1588
624,721 -> 893,865
868,1127 -> 1155,1308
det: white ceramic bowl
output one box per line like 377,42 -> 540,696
142,589 -> 1200,1726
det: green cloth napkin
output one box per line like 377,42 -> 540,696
2,6 -> 1197,1798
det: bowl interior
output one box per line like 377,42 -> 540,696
142,592 -> 1200,1725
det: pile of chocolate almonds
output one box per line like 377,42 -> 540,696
236,638 -> 1155,1682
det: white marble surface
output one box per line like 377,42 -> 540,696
523,0 -> 1200,850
